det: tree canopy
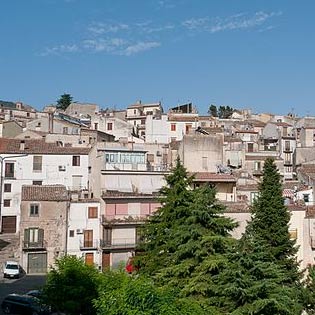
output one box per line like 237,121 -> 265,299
208,104 -> 234,118
137,158 -> 237,310
211,158 -> 303,314
56,93 -> 73,110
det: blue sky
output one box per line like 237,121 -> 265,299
1,0 -> 315,116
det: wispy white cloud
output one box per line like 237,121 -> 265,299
121,41 -> 161,56
39,11 -> 281,57
182,11 -> 282,33
182,18 -> 209,30
39,44 -> 79,56
87,22 -> 129,35
82,38 -> 126,53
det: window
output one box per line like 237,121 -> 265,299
147,154 -> 154,163
69,230 -> 74,237
247,143 -> 254,152
289,229 -> 298,240
30,204 -> 39,216
103,228 -> 112,245
303,194 -> 310,203
32,181 -> 42,185
254,161 -> 261,171
4,162 -> 14,178
171,123 -> 176,131
3,199 -> 11,207
4,183 -> 11,192
63,127 -> 68,134
33,156 -> 42,171
250,192 -> 259,204
94,123 -> 98,130
72,156 -> 80,166
107,122 -> 113,130
88,207 -> 98,219
186,124 -> 192,134
141,119 -> 145,125
25,228 -> 44,244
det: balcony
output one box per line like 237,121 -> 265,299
100,238 -> 137,250
252,169 -> 263,176
283,147 -> 293,153
102,215 -> 147,227
284,160 -> 293,166
79,239 -> 99,250
23,240 -> 47,251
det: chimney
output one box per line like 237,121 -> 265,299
20,140 -> 25,151
48,112 -> 54,134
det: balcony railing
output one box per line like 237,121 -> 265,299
100,238 -> 137,250
102,214 -> 148,226
23,240 -> 47,250
79,239 -> 99,250
284,160 -> 293,166
284,147 -> 293,153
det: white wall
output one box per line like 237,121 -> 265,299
67,201 -> 101,267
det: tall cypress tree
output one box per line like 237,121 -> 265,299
248,158 -> 300,281
212,158 -> 303,314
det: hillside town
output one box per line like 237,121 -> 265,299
0,98 -> 315,275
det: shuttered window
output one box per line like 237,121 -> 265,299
88,207 -> 98,219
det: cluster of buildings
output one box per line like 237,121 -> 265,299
0,99 -> 315,274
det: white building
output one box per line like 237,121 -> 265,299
0,138 -> 90,234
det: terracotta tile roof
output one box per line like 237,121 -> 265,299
191,172 -> 237,182
168,116 -> 199,122
245,155 -> 282,161
0,138 -> 90,155
223,201 -> 250,213
237,184 -> 259,191
287,204 -> 306,212
224,136 -> 242,142
271,121 -> 292,127
235,129 -> 258,134
22,185 -> 69,201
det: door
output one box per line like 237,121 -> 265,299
28,253 -> 47,274
1,216 -> 16,233
102,252 -> 110,270
85,253 -> 94,266
84,230 -> 93,248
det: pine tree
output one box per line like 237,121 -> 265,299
212,158 -> 304,314
137,159 -> 237,311
137,157 -> 195,275
249,158 -> 300,281
56,93 -> 73,110
214,239 -> 303,315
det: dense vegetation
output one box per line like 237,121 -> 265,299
43,158 -> 312,314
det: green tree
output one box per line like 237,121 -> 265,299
137,157 -> 195,275
218,105 -> 234,119
43,256 -> 101,315
56,93 -> 73,110
137,159 -> 236,311
303,265 -> 315,314
212,158 -> 304,314
249,158 -> 300,281
208,104 -> 218,117
94,269 -> 207,315
214,239 -> 303,314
